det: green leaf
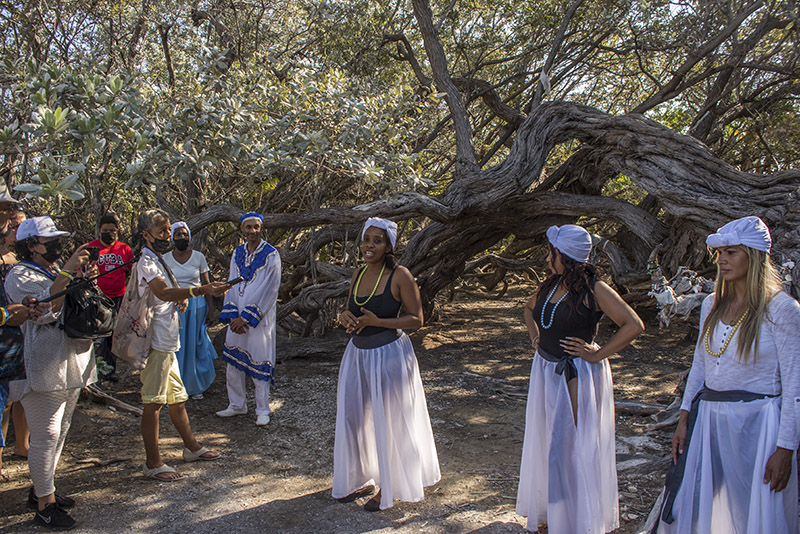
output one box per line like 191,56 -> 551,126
13,184 -> 41,192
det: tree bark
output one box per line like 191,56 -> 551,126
182,93 -> 799,330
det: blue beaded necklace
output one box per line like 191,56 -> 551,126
540,276 -> 568,329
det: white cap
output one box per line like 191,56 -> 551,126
362,217 -> 398,249
171,221 -> 191,240
706,216 -> 771,253
546,224 -> 592,263
16,216 -> 70,241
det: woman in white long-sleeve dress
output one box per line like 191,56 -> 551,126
516,224 -> 644,534
333,217 -> 440,512
655,216 -> 800,534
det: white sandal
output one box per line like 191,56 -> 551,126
142,463 -> 185,481
182,446 -> 221,463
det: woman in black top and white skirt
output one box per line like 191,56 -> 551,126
333,217 -> 440,512
516,224 -> 644,533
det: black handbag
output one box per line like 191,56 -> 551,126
60,280 -> 117,339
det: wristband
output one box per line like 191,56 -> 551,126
0,306 -> 8,327
58,269 -> 74,280
188,287 -> 196,298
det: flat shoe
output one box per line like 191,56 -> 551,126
336,485 -> 375,503
182,446 -> 220,463
255,414 -> 271,426
143,463 -> 185,482
364,494 -> 382,512
215,407 -> 247,418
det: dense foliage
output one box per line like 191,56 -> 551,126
1,0 -> 798,330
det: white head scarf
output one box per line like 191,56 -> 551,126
546,224 -> 592,263
362,217 -> 397,250
171,221 -> 191,240
706,216 -> 771,253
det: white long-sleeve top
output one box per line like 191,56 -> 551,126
682,291 -> 800,450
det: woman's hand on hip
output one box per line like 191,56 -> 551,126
560,337 -> 600,362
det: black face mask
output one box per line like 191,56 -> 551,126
173,239 -> 190,252
149,237 -> 174,254
41,240 -> 63,263
100,232 -> 115,246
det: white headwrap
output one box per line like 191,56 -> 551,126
706,215 -> 771,252
546,224 -> 592,263
171,221 -> 191,240
362,217 -> 397,250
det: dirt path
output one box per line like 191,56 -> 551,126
0,286 -> 693,533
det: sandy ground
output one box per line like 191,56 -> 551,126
0,286 -> 694,533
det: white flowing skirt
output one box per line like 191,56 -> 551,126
332,333 -> 441,509
516,352 -> 619,533
656,396 -> 798,534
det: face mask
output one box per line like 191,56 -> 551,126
100,232 -> 115,246
41,239 -> 63,263
173,238 -> 190,252
148,236 -> 174,254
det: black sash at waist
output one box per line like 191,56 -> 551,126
351,328 -> 401,349
656,385 -> 779,529
537,347 -> 578,379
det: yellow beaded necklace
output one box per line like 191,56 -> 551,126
704,309 -> 748,357
353,263 -> 386,307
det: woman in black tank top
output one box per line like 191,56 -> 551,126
516,224 -> 644,534
332,218 -> 440,512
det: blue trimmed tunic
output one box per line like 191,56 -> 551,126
219,240 -> 281,383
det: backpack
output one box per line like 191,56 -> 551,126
60,280 -> 117,339
112,263 -> 155,369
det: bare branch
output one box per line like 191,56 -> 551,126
529,0 -> 585,110
632,0 -> 766,114
411,0 -> 478,173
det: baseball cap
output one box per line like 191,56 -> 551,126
16,216 -> 71,241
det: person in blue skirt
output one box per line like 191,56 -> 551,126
163,222 -> 218,399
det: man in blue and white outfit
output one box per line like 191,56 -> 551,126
216,212 -> 281,426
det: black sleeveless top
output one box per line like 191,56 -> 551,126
348,267 -> 402,337
532,287 -> 603,360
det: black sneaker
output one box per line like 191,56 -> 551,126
28,487 -> 76,509
33,503 -> 76,530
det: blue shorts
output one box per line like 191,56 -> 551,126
0,380 -> 9,447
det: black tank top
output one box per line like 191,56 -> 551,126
532,287 -> 603,360
348,267 -> 402,337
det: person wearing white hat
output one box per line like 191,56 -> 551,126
216,212 -> 281,426
163,221 -> 217,399
516,224 -> 644,534
3,216 -> 95,529
0,187 -> 20,239
0,205 -> 29,461
332,217 -> 440,512
654,216 -> 800,534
